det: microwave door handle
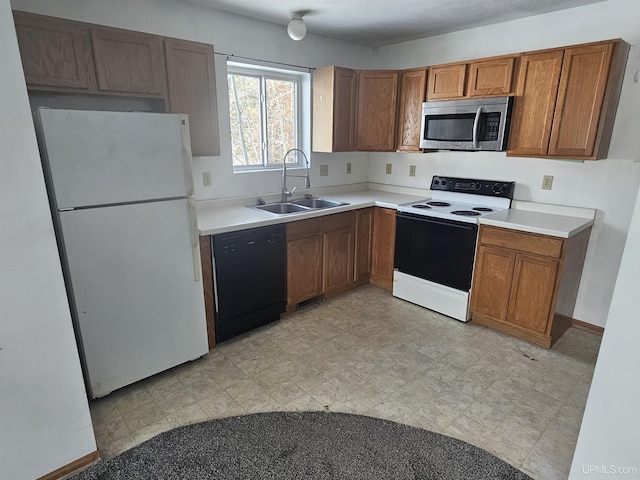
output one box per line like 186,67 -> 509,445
472,107 -> 482,148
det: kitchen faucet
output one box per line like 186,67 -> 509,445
282,148 -> 310,202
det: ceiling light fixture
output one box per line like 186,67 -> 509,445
287,12 -> 307,41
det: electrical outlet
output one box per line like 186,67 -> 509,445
346,162 -> 352,174
386,163 -> 392,175
409,165 -> 416,177
542,175 -> 554,190
202,171 -> 212,187
320,164 -> 329,177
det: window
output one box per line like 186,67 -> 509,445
227,62 -> 307,170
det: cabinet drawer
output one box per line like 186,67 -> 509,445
286,218 -> 322,241
322,211 -> 355,232
479,226 -> 563,258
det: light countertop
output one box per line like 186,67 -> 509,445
480,201 -> 596,238
197,189 -> 596,239
197,189 -> 426,236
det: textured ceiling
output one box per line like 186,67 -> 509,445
187,0 -> 607,47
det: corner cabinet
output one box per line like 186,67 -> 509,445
470,225 -> 591,348
354,208 -> 373,283
164,38 -> 220,156
312,66 -> 357,152
356,70 -> 399,151
396,68 -> 428,152
370,207 -> 397,291
508,39 -> 628,160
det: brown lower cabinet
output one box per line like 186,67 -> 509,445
470,225 -> 591,348
286,209 -> 373,310
287,218 -> 324,308
370,207 -> 397,291
199,235 -> 216,350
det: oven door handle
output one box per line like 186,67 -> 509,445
472,107 -> 483,148
396,212 -> 477,231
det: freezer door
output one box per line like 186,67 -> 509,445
59,198 -> 207,398
36,109 -> 193,209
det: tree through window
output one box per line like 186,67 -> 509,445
228,63 -> 302,169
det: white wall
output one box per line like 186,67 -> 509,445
569,188 -> 640,478
0,0 -> 96,478
370,0 -> 640,327
11,0 -> 375,202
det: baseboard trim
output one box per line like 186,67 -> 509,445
571,318 -> 605,336
37,451 -> 100,480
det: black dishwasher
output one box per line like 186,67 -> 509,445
212,224 -> 286,343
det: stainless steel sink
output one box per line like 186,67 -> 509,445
248,197 -> 350,215
254,203 -> 310,214
290,198 -> 347,209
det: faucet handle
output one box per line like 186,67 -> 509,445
289,186 -> 297,197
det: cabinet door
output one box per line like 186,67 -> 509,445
427,63 -> 467,100
312,66 -> 356,153
370,207 -> 396,290
548,43 -> 614,158
13,12 -> 90,89
333,67 -> 357,152
287,235 -> 323,306
468,56 -> 516,97
396,68 -> 427,152
355,208 -> 373,282
356,71 -> 399,151
507,254 -> 559,335
470,245 -> 516,321
90,26 -> 166,95
165,38 -> 220,157
507,50 -> 564,156
323,227 -> 355,294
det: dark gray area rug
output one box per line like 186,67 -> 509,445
73,411 -> 532,479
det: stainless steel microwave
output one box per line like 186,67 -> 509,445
419,96 -> 513,151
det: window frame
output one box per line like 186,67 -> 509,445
227,62 -> 305,171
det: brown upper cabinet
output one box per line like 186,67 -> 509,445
164,38 -> 220,156
508,39 -> 628,160
90,26 -> 166,95
356,70 -> 399,151
13,11 -> 221,157
312,66 -> 357,152
13,11 -> 91,90
467,55 -> 517,97
396,68 -> 428,152
427,55 -> 518,101
427,63 -> 467,100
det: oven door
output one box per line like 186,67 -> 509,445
394,212 -> 478,292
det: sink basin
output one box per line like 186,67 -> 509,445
254,203 -> 310,214
290,198 -> 348,209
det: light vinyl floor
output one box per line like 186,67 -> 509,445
89,285 -> 600,480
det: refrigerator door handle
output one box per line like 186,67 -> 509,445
180,115 -> 195,197
188,197 -> 201,282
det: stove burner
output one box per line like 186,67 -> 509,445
412,204 -> 432,209
472,207 -> 493,212
426,201 -> 451,207
451,210 -> 481,216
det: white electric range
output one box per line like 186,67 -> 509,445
393,176 -> 515,321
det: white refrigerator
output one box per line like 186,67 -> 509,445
35,108 -> 209,399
